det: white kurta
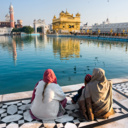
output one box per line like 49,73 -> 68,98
31,80 -> 66,120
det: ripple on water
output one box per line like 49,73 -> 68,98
0,36 -> 128,94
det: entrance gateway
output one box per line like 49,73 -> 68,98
33,19 -> 47,34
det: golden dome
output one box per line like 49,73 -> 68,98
65,9 -> 70,15
53,15 -> 56,19
76,13 -> 80,17
60,11 -> 65,16
60,11 -> 64,14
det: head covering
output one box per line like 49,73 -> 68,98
85,74 -> 92,83
91,68 -> 106,82
43,69 -> 57,84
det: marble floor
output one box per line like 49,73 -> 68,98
0,81 -> 128,128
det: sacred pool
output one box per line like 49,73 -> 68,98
0,35 -> 128,94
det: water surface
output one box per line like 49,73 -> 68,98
0,35 -> 128,94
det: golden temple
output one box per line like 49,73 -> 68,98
52,10 -> 80,34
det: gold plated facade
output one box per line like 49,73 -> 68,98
52,10 -> 80,33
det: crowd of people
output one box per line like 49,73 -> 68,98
30,68 -> 114,121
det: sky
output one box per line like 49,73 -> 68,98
0,0 -> 128,26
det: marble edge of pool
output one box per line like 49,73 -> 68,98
0,78 -> 128,102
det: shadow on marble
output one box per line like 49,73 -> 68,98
95,117 -> 128,128
120,99 -> 128,110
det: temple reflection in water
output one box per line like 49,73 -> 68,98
53,38 -> 80,60
0,35 -> 128,66
1,35 -> 128,94
11,37 -> 24,65
34,35 -> 48,49
12,39 -> 17,64
0,36 -> 24,65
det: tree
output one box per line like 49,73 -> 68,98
11,26 -> 34,34
11,28 -> 20,32
21,26 -> 34,34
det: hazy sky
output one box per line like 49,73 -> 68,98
0,0 -> 128,26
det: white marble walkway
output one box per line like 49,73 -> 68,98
0,79 -> 128,128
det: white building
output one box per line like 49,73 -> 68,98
0,4 -> 15,35
5,14 -> 10,22
82,19 -> 128,34
33,19 -> 49,34
0,27 -> 12,35
80,23 -> 92,33
0,35 -> 9,42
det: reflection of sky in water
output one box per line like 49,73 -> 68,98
0,35 -> 128,94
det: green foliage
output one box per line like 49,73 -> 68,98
21,26 -> 34,34
11,26 -> 34,34
12,28 -> 20,32
21,36 -> 34,43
